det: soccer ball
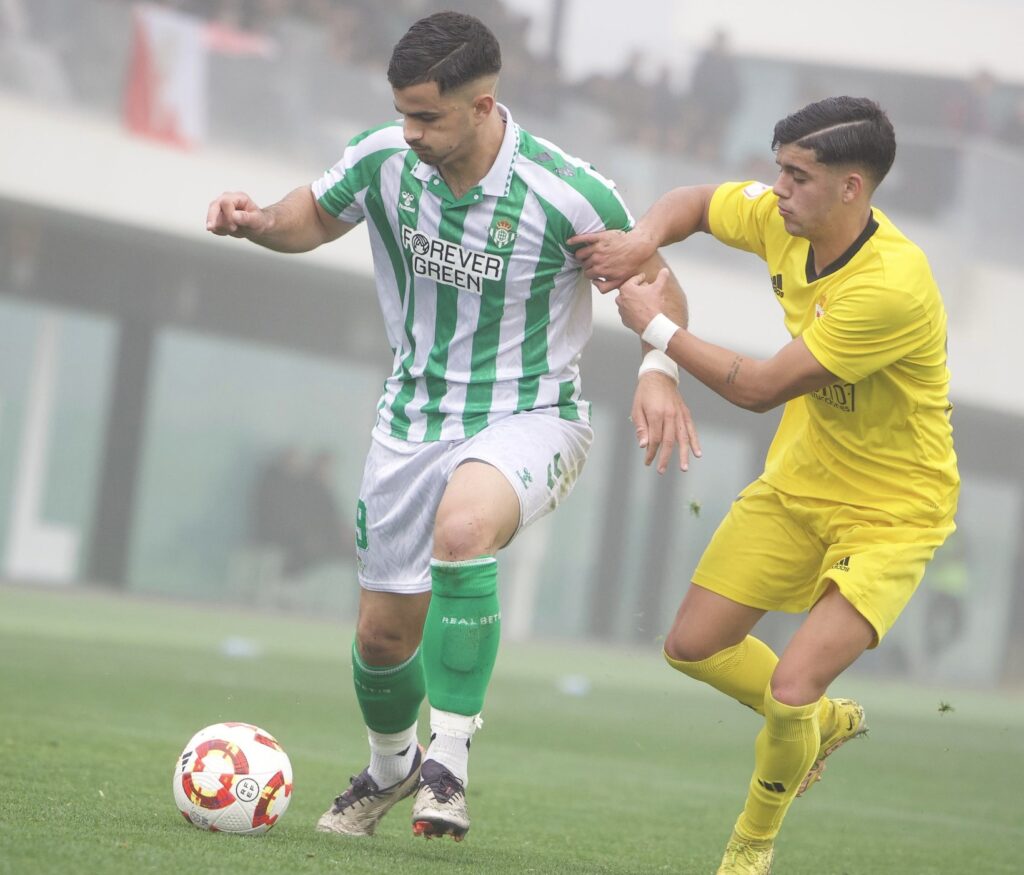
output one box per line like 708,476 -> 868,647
172,722 -> 293,834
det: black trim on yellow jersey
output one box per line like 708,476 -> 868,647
805,211 -> 880,283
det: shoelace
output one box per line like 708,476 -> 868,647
424,771 -> 463,803
334,773 -> 378,809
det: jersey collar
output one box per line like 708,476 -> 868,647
805,211 -> 880,283
411,103 -> 520,199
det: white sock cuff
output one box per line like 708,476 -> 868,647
430,708 -> 483,739
430,556 -> 497,569
367,722 -> 418,755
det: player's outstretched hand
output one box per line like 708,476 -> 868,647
569,227 -> 658,292
206,192 -> 270,239
631,373 -> 701,473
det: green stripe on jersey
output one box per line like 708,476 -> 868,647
318,145 -> 404,217
557,378 -> 582,421
516,199 -> 567,411
421,205 -> 470,441
385,153 -> 425,440
462,174 -> 530,436
519,130 -> 632,232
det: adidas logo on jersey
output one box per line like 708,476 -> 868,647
831,556 -> 851,572
771,273 -> 784,297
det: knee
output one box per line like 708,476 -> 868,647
432,507 -> 497,562
663,626 -> 724,663
356,616 -> 419,666
768,670 -> 822,707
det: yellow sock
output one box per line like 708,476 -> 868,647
816,696 -> 836,741
735,689 -> 820,841
664,636 -> 778,714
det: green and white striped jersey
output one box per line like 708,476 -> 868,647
312,105 -> 633,442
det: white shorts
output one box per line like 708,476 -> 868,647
354,411 -> 593,594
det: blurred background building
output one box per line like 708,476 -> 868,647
1,0 -> 1021,686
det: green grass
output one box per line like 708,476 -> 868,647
0,585 -> 1021,874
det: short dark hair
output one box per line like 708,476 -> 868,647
772,96 -> 896,185
387,11 -> 501,93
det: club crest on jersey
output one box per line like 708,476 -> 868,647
488,218 -> 518,248
815,294 -> 827,319
399,190 -> 416,213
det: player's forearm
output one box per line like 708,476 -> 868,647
638,262 -> 689,383
665,329 -> 776,412
659,271 -> 688,330
636,185 -> 716,248
252,186 -> 334,253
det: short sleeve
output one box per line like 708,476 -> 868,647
802,282 -> 932,382
311,124 -> 405,224
707,181 -> 778,260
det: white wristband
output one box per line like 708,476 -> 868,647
638,349 -> 679,384
640,313 -> 680,353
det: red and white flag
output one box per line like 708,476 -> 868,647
123,3 -> 208,148
123,3 -> 276,149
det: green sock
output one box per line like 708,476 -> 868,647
422,556 -> 500,716
351,640 -> 425,734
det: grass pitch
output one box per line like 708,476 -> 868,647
0,585 -> 1021,874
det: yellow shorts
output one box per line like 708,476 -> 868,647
692,479 -> 956,644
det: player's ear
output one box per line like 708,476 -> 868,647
472,92 -> 495,122
841,171 -> 864,203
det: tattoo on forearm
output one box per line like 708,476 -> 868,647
725,355 -> 743,385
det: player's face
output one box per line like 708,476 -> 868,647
771,145 -> 846,238
393,81 -> 480,168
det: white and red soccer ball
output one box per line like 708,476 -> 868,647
172,722 -> 293,834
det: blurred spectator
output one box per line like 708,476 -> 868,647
684,29 -> 742,164
249,445 -> 309,569
921,530 -> 968,659
289,448 -> 349,576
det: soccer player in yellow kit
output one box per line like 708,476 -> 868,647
571,97 -> 959,874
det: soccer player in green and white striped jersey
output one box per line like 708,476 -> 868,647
206,10 -> 699,842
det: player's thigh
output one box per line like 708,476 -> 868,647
665,583 -> 766,661
692,480 -> 825,613
771,582 -> 875,704
433,461 -> 521,560
355,436 -> 450,594
813,510 -> 956,645
445,410 -> 593,544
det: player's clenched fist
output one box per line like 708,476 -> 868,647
206,192 -> 269,239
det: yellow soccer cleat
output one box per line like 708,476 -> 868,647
797,698 -> 868,797
716,831 -> 774,874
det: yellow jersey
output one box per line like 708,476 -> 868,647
707,181 -> 959,524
